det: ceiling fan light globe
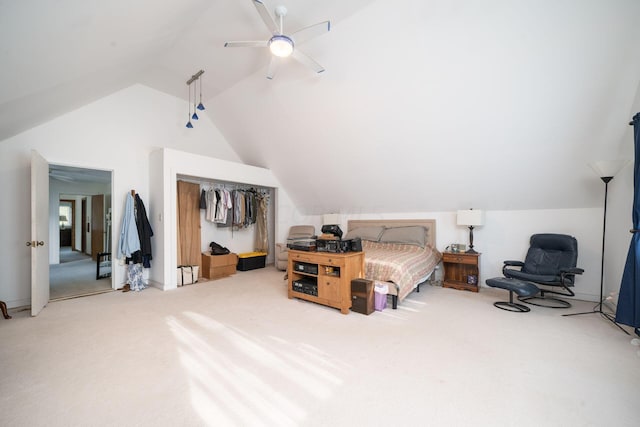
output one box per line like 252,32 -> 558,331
269,35 -> 294,57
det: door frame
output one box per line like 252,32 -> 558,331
48,162 -> 115,295
31,150 -> 50,316
59,198 -> 76,251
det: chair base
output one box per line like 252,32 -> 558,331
486,277 -> 539,313
519,294 -> 571,309
494,300 -> 530,312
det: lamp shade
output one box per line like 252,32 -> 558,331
457,209 -> 485,227
588,160 -> 630,178
322,213 -> 340,225
59,215 -> 68,222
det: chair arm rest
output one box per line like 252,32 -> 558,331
503,260 -> 525,267
560,267 -> 584,275
275,243 -> 289,256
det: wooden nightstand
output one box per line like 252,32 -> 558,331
442,251 -> 481,292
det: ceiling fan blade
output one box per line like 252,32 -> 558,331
290,21 -> 331,45
291,49 -> 325,74
253,0 -> 279,35
49,173 -> 75,183
266,56 -> 280,80
224,40 -> 268,48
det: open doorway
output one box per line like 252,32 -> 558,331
49,165 -> 113,300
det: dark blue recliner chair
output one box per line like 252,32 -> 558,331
503,233 -> 584,308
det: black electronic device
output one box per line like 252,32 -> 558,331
348,237 -> 362,252
316,239 -> 341,253
317,237 -> 362,253
293,262 -> 318,275
287,238 -> 317,251
321,224 -> 343,239
292,277 -> 318,296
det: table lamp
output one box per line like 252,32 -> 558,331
457,209 -> 485,254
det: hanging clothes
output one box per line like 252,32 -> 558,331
255,192 -> 269,253
216,188 -> 232,225
232,190 -> 243,227
199,189 -> 206,210
205,188 -> 217,222
134,194 -> 154,268
117,193 -> 140,260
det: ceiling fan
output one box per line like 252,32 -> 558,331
224,0 -> 331,79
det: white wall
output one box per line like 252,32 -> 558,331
0,84 -> 242,308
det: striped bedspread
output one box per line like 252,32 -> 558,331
362,240 -> 442,302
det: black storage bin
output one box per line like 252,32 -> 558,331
237,252 -> 267,271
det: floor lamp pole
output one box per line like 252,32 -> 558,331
598,177 -> 610,313
563,177 -> 629,335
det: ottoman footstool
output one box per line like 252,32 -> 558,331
485,277 -> 540,312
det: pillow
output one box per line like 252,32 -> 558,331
379,226 -> 428,247
344,226 -> 385,242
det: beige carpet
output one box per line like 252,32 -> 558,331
59,247 -> 90,263
1,266 -> 638,427
50,253 -> 112,300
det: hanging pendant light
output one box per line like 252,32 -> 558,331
186,82 -> 193,128
191,83 -> 199,120
197,77 -> 205,111
185,70 -> 205,127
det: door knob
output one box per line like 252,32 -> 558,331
26,241 -> 45,247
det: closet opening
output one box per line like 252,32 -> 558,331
176,175 -> 276,280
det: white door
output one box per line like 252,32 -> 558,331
30,150 -> 49,316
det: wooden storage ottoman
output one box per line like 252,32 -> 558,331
237,252 -> 267,271
201,252 -> 238,279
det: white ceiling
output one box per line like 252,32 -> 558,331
2,0 -> 640,214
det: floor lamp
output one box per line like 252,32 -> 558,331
564,160 -> 629,335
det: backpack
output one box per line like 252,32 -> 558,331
209,241 -> 230,255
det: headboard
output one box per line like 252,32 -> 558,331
347,219 -> 436,248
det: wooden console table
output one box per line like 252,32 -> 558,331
288,250 -> 365,314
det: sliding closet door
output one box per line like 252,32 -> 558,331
177,181 -> 202,274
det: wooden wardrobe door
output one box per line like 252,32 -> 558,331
177,181 -> 202,274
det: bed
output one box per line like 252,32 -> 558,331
346,219 -> 442,309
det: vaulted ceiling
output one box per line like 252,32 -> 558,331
2,0 -> 640,214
